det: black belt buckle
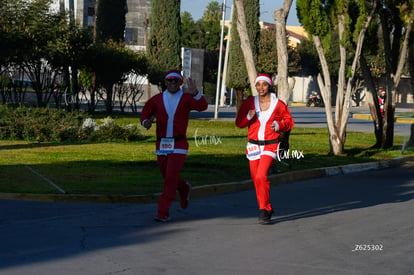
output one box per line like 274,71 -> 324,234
157,135 -> 185,141
248,139 -> 278,145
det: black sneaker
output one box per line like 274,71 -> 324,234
258,209 -> 274,224
179,182 -> 191,209
154,214 -> 171,222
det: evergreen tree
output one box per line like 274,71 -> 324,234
200,1 -> 222,51
181,11 -> 199,48
147,0 -> 181,86
257,28 -> 278,76
226,0 -> 259,110
95,0 -> 127,43
296,38 -> 320,76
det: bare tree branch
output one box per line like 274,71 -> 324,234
234,0 -> 257,96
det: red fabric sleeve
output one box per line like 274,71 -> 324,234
235,97 -> 254,128
140,95 -> 158,125
274,101 -> 294,132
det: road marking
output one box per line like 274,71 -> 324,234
24,165 -> 66,194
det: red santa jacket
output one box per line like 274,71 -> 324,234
235,93 -> 294,160
141,89 -> 208,155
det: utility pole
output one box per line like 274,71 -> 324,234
145,12 -> 151,101
69,0 -> 77,111
220,3 -> 233,107
214,0 -> 226,120
90,0 -> 99,110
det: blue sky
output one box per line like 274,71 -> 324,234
180,0 -> 300,26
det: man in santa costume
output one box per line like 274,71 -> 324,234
141,70 -> 208,222
236,74 -> 294,224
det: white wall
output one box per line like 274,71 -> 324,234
290,76 -> 320,103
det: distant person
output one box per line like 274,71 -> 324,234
141,69 -> 208,222
378,90 -> 386,117
235,74 -> 294,224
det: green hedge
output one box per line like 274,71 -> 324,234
0,105 -> 144,142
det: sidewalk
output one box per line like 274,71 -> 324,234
290,102 -> 414,124
352,113 -> 414,124
193,103 -> 414,123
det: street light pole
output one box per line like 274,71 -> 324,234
220,3 -> 233,107
214,0 -> 226,120
69,0 -> 76,111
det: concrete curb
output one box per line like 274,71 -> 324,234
289,102 -> 307,107
1,155 -> 413,204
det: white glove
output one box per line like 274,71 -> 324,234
272,121 -> 279,132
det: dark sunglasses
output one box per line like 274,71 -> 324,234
166,78 -> 180,83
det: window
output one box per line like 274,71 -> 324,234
125,28 -> 138,45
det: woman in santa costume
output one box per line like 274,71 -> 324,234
141,69 -> 208,222
236,74 -> 294,224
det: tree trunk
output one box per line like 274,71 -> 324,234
380,7 -> 394,149
105,84 -> 113,114
235,88 -> 244,113
382,102 -> 394,148
234,0 -> 257,96
316,73 -> 342,154
380,5 -> 414,148
71,66 -> 79,111
273,0 -> 294,104
313,3 -> 376,155
405,123 -> 414,149
336,14 -> 350,146
338,2 -> 376,142
336,14 -> 346,125
313,34 -> 342,154
409,27 -> 414,107
63,67 -> 71,112
273,0 -> 294,156
360,54 -> 382,148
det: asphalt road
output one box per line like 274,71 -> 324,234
192,105 -> 413,137
1,160 -> 413,274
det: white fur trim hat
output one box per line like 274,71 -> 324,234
254,74 -> 273,86
164,70 -> 183,81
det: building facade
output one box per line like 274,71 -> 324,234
51,0 -> 206,102
52,0 -> 151,46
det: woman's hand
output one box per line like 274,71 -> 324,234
248,109 -> 256,118
271,121 -> 279,132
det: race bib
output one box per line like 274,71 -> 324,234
246,142 -> 261,160
159,138 -> 175,154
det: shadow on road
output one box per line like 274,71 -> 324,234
270,163 -> 414,223
0,162 -> 413,271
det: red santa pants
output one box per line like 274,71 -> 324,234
249,155 -> 274,211
157,153 -> 187,217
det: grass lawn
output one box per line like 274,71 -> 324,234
398,112 -> 414,118
1,118 -> 413,195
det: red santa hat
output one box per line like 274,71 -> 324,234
164,69 -> 183,81
254,74 -> 273,86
